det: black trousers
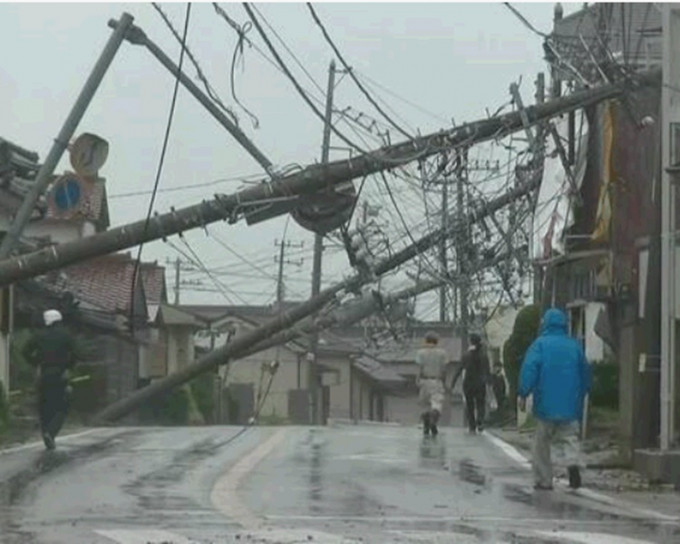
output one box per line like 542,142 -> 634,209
38,376 -> 69,438
463,382 -> 486,431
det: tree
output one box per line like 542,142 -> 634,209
503,304 -> 541,412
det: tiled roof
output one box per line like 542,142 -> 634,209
353,356 -> 406,386
49,253 -> 143,314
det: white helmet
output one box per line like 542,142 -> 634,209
43,309 -> 63,326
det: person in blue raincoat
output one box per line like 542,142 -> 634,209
517,308 -> 592,490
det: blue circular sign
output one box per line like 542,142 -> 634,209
54,178 -> 82,210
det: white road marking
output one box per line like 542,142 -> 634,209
485,431 -> 680,523
482,431 -> 531,469
0,428 -> 102,455
94,529 -> 199,543
264,514 -> 676,525
533,531 -> 656,544
211,428 -> 288,530
235,529 -> 362,543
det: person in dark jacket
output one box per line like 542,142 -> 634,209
461,333 -> 490,434
23,309 -> 76,450
518,308 -> 592,490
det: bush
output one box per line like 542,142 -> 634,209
590,362 -> 618,409
139,385 -> 190,425
0,381 -> 8,435
9,329 -> 35,391
503,305 -> 541,410
190,372 -> 217,424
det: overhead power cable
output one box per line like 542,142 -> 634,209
307,2 -> 414,139
152,2 -> 240,126
242,2 -> 367,156
503,2 -> 549,39
130,2 -> 191,330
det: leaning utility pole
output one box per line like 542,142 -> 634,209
0,13 -> 135,260
309,60 -> 336,425
0,70 -> 661,289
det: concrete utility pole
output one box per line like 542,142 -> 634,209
0,13 -> 135,259
166,257 -> 195,305
439,158 -> 449,322
274,239 -> 304,304
456,150 -> 471,350
660,4 -> 680,451
309,60 -> 336,425
0,70 -> 661,289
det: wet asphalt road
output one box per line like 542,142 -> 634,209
0,424 -> 679,544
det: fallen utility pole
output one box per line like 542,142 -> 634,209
94,238 -> 517,423
94,279 -> 348,422
241,246 -> 519,359
94,171 -> 530,423
0,13 -> 135,260
0,68 -> 660,288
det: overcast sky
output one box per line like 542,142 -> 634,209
0,2 -> 579,316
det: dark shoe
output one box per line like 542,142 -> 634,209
568,465 -> 581,489
476,425 -> 484,433
43,432 -> 55,451
533,483 -> 553,491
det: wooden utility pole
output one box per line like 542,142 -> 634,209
0,70 -> 661,289
309,60 -> 336,425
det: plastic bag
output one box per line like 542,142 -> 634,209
487,384 -> 498,411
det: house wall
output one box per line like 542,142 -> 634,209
350,367 -> 373,421
319,353 -> 352,420
225,346 -> 305,421
164,326 -> 195,375
384,393 -> 419,425
22,221 -> 81,244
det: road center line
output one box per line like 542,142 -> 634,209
210,427 -> 288,530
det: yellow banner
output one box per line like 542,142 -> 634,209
591,101 -> 615,242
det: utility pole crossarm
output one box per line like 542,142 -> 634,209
0,69 -> 660,288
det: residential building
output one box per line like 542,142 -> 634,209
538,4 -> 673,472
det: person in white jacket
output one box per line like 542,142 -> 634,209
415,331 -> 447,437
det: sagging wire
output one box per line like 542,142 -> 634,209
130,2 -> 191,333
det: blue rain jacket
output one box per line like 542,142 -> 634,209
518,308 -> 592,422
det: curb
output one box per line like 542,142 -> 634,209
0,427 -> 100,456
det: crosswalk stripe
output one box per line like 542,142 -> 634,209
94,529 -> 199,544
